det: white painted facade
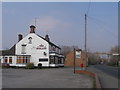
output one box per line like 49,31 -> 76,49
0,25 -> 64,67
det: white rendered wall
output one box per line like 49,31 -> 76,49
16,33 -> 49,66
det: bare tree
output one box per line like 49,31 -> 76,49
60,45 -> 79,57
108,46 -> 120,66
87,52 -> 100,65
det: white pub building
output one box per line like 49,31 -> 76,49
0,25 -> 64,68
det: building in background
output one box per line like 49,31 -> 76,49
64,49 -> 87,67
0,25 -> 64,68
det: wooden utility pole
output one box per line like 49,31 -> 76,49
85,14 -> 87,69
74,48 -> 76,73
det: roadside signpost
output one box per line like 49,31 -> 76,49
74,48 -> 82,73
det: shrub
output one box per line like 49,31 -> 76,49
107,61 -> 118,67
26,63 -> 34,69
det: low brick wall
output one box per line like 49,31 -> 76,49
75,70 -> 101,89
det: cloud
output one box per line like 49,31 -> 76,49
31,16 -> 71,31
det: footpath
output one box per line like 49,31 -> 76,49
87,65 -> 118,88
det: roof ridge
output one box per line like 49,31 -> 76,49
36,34 -> 61,49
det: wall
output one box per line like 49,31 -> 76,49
64,51 -> 86,67
16,33 -> 49,66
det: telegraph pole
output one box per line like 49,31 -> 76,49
74,48 -> 76,73
85,14 -> 87,69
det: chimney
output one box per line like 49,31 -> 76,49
18,34 -> 23,42
30,25 -> 36,33
45,34 -> 50,41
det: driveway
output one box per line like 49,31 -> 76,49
2,67 -> 93,88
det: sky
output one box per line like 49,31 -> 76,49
2,2 -> 118,53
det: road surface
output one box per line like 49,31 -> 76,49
94,65 -> 119,78
87,65 -> 119,88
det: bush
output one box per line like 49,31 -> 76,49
2,63 -> 10,68
26,63 -> 34,69
107,61 -> 118,67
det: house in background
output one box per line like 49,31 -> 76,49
64,49 -> 87,67
0,25 -> 64,68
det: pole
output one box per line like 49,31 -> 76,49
74,48 -> 75,73
85,14 -> 87,69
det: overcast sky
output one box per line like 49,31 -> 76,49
2,2 -> 118,52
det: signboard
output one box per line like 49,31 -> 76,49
36,44 -> 47,50
75,50 -> 81,59
32,44 -> 47,50
112,53 -> 119,56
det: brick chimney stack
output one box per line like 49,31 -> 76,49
45,34 -> 50,42
18,34 -> 23,42
30,25 -> 36,33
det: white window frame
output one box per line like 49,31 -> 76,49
21,44 -> 26,54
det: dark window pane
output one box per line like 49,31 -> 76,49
39,59 -> 48,62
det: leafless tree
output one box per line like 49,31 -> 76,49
60,45 -> 79,57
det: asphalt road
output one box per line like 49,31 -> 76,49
94,65 -> 119,79
87,65 -> 119,88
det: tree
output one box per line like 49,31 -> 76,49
60,45 -> 79,57
110,46 -> 119,54
87,52 -> 100,65
108,46 -> 120,66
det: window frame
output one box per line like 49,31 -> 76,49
17,56 -> 30,64
28,37 -> 32,44
21,44 -> 26,54
9,57 -> 12,64
39,58 -> 48,62
4,57 -> 8,63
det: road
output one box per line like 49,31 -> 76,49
94,65 -> 119,78
87,65 -> 119,88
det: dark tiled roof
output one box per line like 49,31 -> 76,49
0,33 -> 60,56
0,45 -> 15,56
36,34 -> 61,49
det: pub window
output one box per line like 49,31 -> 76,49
17,56 -> 30,64
61,58 -> 64,64
59,49 -> 61,54
21,44 -> 26,54
26,56 -> 30,63
49,45 -> 51,51
50,56 -> 54,64
23,56 -> 26,64
39,58 -> 48,62
9,57 -> 12,64
17,56 -> 23,64
5,57 -> 8,63
58,58 -> 61,64
28,37 -> 32,44
23,56 -> 30,64
55,56 -> 58,64
52,46 -> 56,51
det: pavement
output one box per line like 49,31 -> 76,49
2,67 -> 94,88
87,65 -> 119,88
